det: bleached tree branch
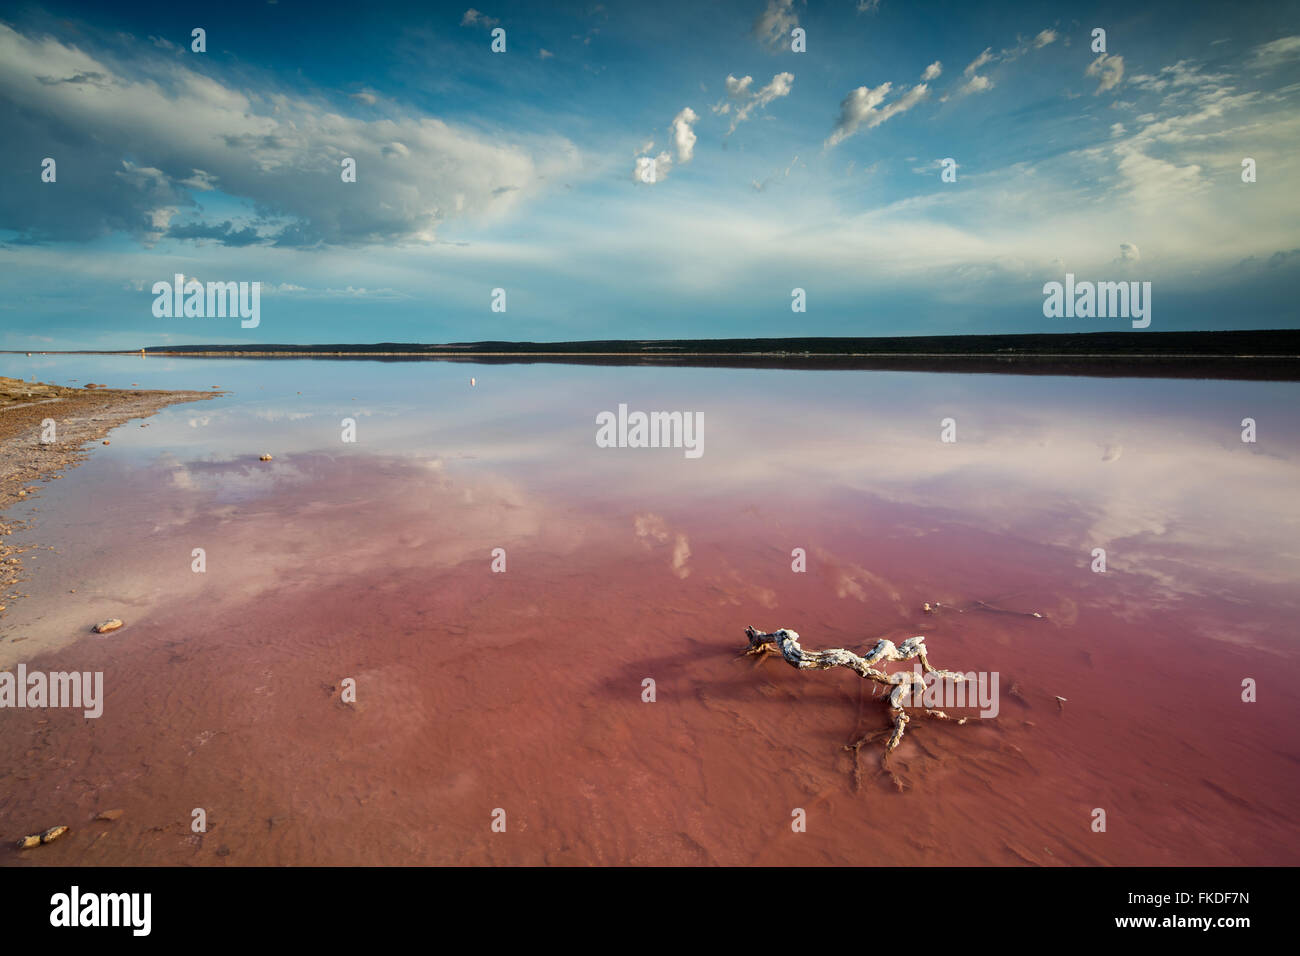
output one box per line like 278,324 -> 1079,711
744,625 -> 976,786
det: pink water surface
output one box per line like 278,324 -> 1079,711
1,361 -> 1298,865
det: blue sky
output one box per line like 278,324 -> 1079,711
1,0 -> 1298,348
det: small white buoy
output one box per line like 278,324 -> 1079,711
470,377 -> 476,387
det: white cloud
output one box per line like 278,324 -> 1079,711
632,151 -> 673,184
177,169 -> 217,191
825,81 -> 928,148
950,47 -> 998,98
1087,53 -> 1125,94
921,61 -> 942,81
0,23 -> 578,246
752,0 -> 798,50
1129,60 -> 1226,94
953,74 -> 993,98
718,71 -> 794,134
460,9 -> 499,28
577,44 -> 1300,311
965,48 -> 995,76
1248,35 -> 1300,70
940,28 -> 1055,101
725,75 -> 753,100
671,107 -> 698,162
911,157 -> 958,176
632,108 -> 697,183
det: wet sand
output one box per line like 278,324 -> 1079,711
2,450 -> 1297,866
0,377 -> 220,624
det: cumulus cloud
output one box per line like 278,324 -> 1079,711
632,108 -> 697,183
752,0 -> 798,50
671,107 -> 698,162
632,150 -> 670,183
1116,242 -> 1140,263
921,61 -> 942,81
825,81 -> 929,148
948,48 -> 997,98
715,71 -> 794,134
1087,53 -> 1125,94
0,24 -> 577,246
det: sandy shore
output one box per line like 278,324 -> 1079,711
0,376 -> 220,620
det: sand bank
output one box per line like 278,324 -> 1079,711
0,377 -> 220,621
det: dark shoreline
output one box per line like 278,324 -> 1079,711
33,352 -> 1298,381
6,330 -> 1300,380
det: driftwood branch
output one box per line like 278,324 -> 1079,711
744,625 -> 976,787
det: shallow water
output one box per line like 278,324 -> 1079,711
1,355 -> 1298,865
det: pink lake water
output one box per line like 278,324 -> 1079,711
1,355 -> 1298,865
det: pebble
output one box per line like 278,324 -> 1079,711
41,826 -> 68,843
96,809 -> 125,822
259,454 -> 273,461
92,618 -> 123,634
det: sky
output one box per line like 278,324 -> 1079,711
1,0 -> 1298,349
